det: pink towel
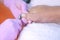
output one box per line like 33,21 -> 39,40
4,0 -> 27,18
0,0 -> 27,40
0,19 -> 22,40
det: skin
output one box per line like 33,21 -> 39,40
23,5 -> 60,23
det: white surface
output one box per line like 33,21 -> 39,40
18,23 -> 60,40
29,0 -> 60,8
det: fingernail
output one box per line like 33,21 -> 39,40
19,13 -> 26,20
21,13 -> 26,18
28,20 -> 33,24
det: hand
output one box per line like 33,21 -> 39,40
22,5 -> 60,23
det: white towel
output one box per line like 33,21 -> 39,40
29,0 -> 60,8
18,23 -> 60,40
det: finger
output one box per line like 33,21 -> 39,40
21,13 -> 33,24
21,13 -> 27,18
